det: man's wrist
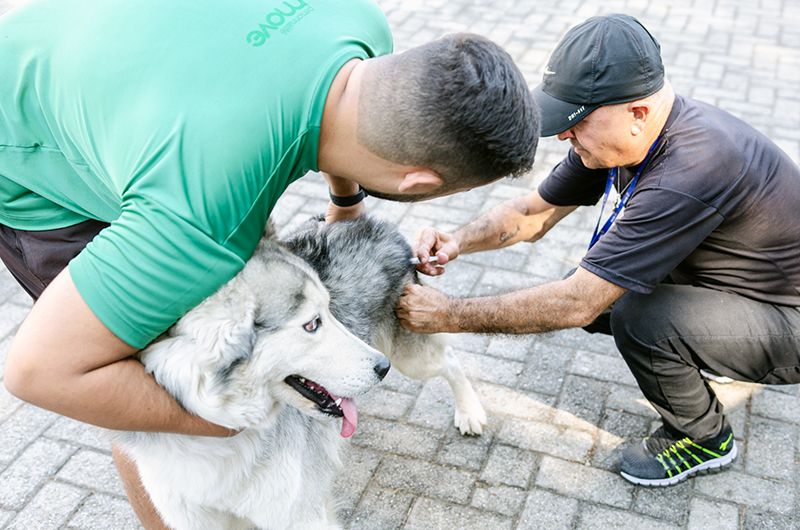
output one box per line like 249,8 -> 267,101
442,296 -> 463,333
329,187 -> 366,207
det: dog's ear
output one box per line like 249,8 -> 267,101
138,297 -> 257,427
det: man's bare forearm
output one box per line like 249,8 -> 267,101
444,281 -> 593,334
397,267 -> 627,335
453,197 -> 531,255
4,269 -> 234,437
453,193 -> 577,256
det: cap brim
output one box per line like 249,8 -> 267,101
531,84 -> 599,137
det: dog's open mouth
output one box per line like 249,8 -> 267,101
284,376 -> 358,438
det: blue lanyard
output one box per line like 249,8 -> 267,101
588,138 -> 660,249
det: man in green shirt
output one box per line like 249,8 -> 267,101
0,0 -> 538,526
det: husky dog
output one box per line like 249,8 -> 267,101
115,216 -> 485,530
283,215 -> 486,436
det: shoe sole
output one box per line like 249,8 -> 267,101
620,441 -> 738,487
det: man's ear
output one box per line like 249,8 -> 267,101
398,170 -> 443,193
629,100 -> 651,136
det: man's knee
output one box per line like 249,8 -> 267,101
609,290 -> 666,360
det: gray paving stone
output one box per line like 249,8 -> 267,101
744,416 -> 798,482
523,241 -> 572,281
484,335 -> 537,363
378,367 -> 424,395
5,480 -> 87,530
472,381 -> 555,423
0,404 -> 61,464
350,417 -> 442,460
693,470 -> 796,516
0,508 -> 15,527
333,446 -> 382,520
553,375 -> 610,430
374,456 -> 477,505
447,333 -> 490,355
469,483 -> 526,517
0,302 -> 29,341
686,497 -> 739,530
435,428 -> 493,471
404,497 -> 513,530
743,509 -> 800,530
346,487 -> 414,530
0,335 -> 12,382
456,350 -> 524,387
519,342 -> 575,395
0,382 -> 22,424
4,289 -> 32,309
480,444 -> 538,488
55,449 -> 127,497
420,261 -> 484,298
633,481 -> 692,525
498,418 -> 594,462
569,350 -> 638,387
356,387 -> 416,421
534,456 -> 634,509
43,417 -> 112,453
516,487 -> 578,530
751,388 -> 800,424
65,493 -> 143,530
538,327 -> 613,355
0,438 -> 76,509
459,246 -> 530,274
576,503 -> 682,530
406,377 -> 461,432
0,274 -> 21,307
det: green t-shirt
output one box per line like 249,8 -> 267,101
0,0 -> 392,347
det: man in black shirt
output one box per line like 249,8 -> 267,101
397,13 -> 800,486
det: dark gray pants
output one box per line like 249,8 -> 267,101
595,284 -> 800,441
0,220 -> 109,300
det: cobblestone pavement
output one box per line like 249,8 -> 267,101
2,0 -> 800,528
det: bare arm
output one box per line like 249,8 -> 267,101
3,268 -> 233,436
397,266 -> 626,334
456,191 -> 577,254
413,191 -> 577,276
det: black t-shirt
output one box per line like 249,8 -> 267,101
538,95 -> 800,306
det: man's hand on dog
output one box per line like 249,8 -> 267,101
396,284 -> 454,334
412,227 -> 458,276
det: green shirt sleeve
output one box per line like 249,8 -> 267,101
70,207 -> 246,348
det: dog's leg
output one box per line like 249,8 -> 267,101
438,347 -> 487,436
384,332 -> 486,436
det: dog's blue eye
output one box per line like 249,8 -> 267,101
303,316 -> 321,333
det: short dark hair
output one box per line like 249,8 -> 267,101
357,33 -> 540,189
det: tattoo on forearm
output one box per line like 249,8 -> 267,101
499,225 -> 520,245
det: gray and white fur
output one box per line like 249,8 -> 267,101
115,215 -> 484,530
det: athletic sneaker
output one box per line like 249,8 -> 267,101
619,419 -> 737,486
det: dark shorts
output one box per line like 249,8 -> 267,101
0,219 -> 110,301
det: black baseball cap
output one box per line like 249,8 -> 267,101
531,14 -> 665,137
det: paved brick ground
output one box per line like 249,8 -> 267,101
1,0 -> 799,528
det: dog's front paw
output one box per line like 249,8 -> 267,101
454,402 -> 487,436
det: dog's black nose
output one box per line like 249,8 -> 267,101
374,356 -> 391,381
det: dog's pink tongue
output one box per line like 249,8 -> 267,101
339,398 -> 358,438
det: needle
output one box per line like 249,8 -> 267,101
409,256 -> 440,265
